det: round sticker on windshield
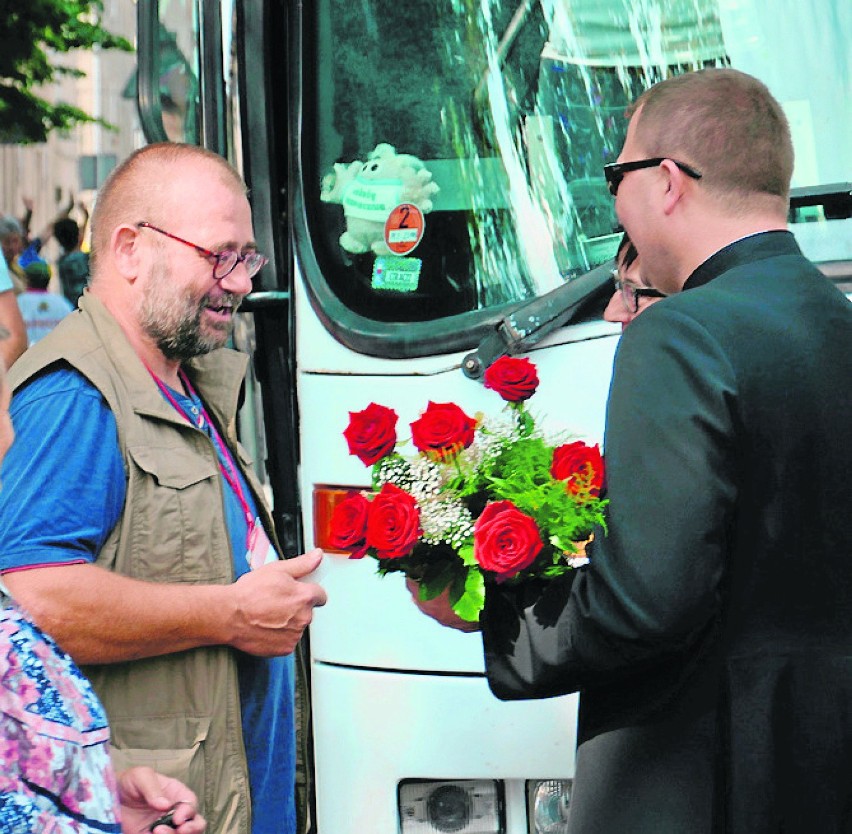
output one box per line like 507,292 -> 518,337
384,203 -> 425,256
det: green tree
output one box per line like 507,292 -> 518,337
0,0 -> 133,143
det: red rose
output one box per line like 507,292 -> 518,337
483,356 -> 540,402
366,483 -> 421,559
344,403 -> 398,466
410,401 -> 476,459
473,500 -> 543,580
551,441 -> 604,497
329,492 -> 371,558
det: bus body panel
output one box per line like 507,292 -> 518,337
311,662 -> 579,833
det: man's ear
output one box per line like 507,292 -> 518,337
659,159 -> 689,216
111,225 -> 142,282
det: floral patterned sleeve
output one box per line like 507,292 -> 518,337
0,603 -> 122,832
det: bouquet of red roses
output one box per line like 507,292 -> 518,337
329,356 -> 607,621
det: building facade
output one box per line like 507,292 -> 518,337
0,4 -> 140,260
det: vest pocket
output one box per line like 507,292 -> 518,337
109,714 -> 211,802
128,443 -> 219,489
124,444 -> 230,583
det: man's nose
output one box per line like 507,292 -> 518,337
603,291 -> 631,327
219,260 -> 254,295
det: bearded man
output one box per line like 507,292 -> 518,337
0,143 -> 327,834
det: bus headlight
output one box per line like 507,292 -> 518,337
399,779 -> 503,833
527,779 -> 572,834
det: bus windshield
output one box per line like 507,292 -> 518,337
301,1 -> 849,350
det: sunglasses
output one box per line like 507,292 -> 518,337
603,158 -> 703,196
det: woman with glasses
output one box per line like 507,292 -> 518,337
603,233 -> 666,328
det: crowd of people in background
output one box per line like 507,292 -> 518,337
0,195 -> 90,364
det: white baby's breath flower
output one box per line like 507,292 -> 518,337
375,455 -> 412,488
407,457 -> 443,501
418,494 -> 475,546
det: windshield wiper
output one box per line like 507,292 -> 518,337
462,262 -> 612,379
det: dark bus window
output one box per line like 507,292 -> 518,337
301,1 -> 849,336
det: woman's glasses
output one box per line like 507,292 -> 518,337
611,270 -> 667,313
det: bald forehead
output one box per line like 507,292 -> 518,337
88,145 -> 250,275
123,154 -> 244,215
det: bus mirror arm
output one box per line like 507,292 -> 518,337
462,262 -> 613,380
136,0 -> 169,145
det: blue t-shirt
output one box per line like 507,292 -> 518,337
0,368 -> 296,834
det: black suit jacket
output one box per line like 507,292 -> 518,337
481,232 -> 852,833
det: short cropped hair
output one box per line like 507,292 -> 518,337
89,143 -> 247,275
630,69 -> 793,205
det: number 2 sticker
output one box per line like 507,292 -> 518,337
384,203 -> 425,255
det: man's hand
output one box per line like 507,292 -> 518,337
229,548 -> 327,656
115,766 -> 205,833
405,578 -> 481,633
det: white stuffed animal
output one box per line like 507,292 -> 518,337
321,143 -> 439,255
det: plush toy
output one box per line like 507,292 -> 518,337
320,143 -> 439,256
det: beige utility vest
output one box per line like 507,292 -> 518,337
10,293 -> 280,834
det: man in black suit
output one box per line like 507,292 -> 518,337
411,68 -> 852,832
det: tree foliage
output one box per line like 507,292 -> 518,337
0,0 -> 133,143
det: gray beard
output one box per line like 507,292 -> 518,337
148,302 -> 231,361
138,283 -> 241,361
138,254 -> 243,361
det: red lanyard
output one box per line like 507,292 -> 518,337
146,366 -> 255,545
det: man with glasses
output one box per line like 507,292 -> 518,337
0,143 -> 327,834
412,69 -> 852,832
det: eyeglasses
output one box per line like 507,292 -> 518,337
603,158 -> 703,197
136,222 -> 268,280
611,270 -> 666,314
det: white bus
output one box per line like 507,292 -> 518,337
135,1 -> 851,831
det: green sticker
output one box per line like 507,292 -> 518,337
372,256 -> 422,293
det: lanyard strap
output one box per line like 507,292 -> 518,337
146,366 -> 255,542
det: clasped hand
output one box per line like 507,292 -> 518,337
231,548 -> 327,656
405,578 -> 482,633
